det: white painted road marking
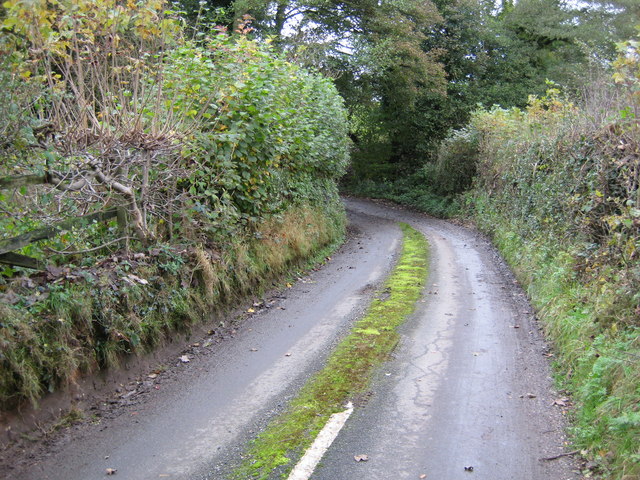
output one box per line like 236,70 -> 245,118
287,402 -> 354,480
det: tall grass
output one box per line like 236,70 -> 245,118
466,62 -> 640,478
0,204 -> 345,410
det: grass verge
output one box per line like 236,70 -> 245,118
472,202 -> 640,479
233,223 -> 429,479
0,204 -> 345,411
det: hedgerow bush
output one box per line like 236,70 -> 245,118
466,41 -> 640,479
166,33 -> 348,235
0,1 -> 349,409
424,125 -> 480,197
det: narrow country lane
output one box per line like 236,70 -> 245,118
310,198 -> 579,480
2,198 -> 579,480
5,208 -> 402,480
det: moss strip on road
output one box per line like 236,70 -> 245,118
234,223 -> 429,479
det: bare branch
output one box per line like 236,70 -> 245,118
44,236 -> 135,255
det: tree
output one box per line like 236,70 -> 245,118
576,0 -> 640,47
413,0 -> 636,156
174,0 -> 236,32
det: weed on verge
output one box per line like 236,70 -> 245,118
0,205 -> 345,411
233,223 -> 429,479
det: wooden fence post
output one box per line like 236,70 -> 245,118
117,206 -> 130,253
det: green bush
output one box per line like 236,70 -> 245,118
171,35 -> 349,234
0,2 -> 350,410
0,1 -> 349,250
425,125 -> 479,196
466,52 -> 640,478
343,171 -> 460,218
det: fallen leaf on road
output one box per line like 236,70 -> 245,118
354,454 -> 369,462
247,308 -> 255,313
420,474 -> 427,479
147,373 -> 158,379
179,355 -> 190,363
553,397 -> 570,407
106,468 -> 117,475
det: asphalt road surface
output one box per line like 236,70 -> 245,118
2,198 -> 580,480
311,198 -> 579,480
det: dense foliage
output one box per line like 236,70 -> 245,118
338,0 -> 639,191
0,0 -> 349,408
225,0 -> 448,175
454,38 -> 640,478
2,0 -> 640,476
0,2 -> 348,246
169,33 -> 350,237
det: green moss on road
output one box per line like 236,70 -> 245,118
233,223 -> 429,479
